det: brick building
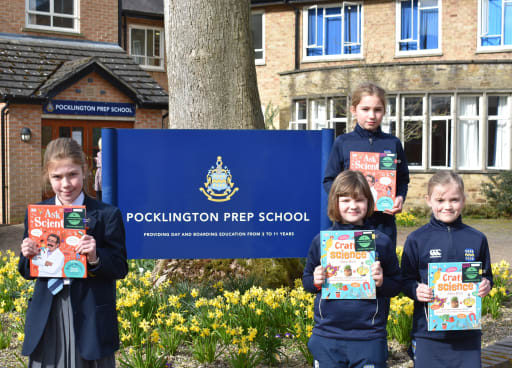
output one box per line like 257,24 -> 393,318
251,0 -> 512,208
0,0 -> 168,223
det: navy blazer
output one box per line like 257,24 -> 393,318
18,195 -> 128,360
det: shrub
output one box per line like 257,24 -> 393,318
481,171 -> 512,217
396,212 -> 419,227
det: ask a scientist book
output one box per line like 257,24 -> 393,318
28,205 -> 87,278
428,262 -> 482,331
320,230 -> 376,299
349,151 -> 397,211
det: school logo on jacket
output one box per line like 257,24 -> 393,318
199,156 -> 239,202
465,248 -> 476,261
429,249 -> 442,259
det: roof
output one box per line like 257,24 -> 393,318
0,33 -> 168,108
122,0 -> 163,17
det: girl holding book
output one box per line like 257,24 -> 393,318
303,170 -> 401,368
323,82 -> 410,248
401,171 -> 492,368
18,137 -> 128,367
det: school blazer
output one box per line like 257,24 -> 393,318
18,195 -> 128,360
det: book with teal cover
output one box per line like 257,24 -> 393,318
428,262 -> 482,331
320,230 -> 376,299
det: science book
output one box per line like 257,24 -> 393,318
28,204 -> 87,278
349,151 -> 397,211
428,262 -> 482,331
320,230 -> 376,299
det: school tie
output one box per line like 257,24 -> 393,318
47,278 -> 64,295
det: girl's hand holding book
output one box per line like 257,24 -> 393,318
478,277 -> 491,298
372,261 -> 383,287
416,283 -> 434,302
21,238 -> 39,258
313,265 -> 326,288
384,195 -> 404,216
75,234 -> 98,264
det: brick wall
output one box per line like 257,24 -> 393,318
4,71 -> 163,223
6,104 -> 43,223
0,0 -> 118,43
255,5 -> 296,127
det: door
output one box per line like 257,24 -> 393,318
42,119 -> 133,199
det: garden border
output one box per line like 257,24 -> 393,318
482,337 -> 512,367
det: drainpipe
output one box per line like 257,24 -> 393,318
1,101 -> 9,224
118,0 -> 123,47
162,111 -> 168,129
294,7 -> 300,70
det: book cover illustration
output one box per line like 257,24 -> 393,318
28,205 -> 87,278
349,151 -> 397,211
428,262 -> 482,331
320,230 -> 376,299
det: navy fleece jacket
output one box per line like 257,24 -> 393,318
302,221 -> 402,340
323,124 -> 410,198
401,216 -> 493,340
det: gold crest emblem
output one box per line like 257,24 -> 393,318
199,156 -> 239,202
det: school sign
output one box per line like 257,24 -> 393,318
102,129 -> 333,259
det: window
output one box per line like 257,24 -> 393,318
303,3 -> 362,60
429,96 -> 452,167
487,96 -> 511,168
457,96 -> 481,170
289,100 -> 308,130
251,12 -> 265,65
26,0 -> 78,32
402,96 -> 425,168
382,96 -> 398,136
129,26 -> 164,70
397,0 -> 440,54
330,97 -> 348,136
311,99 -> 328,130
288,97 -> 348,133
480,0 -> 512,48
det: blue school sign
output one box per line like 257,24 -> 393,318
102,128 -> 333,259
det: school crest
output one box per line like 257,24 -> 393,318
199,156 -> 239,202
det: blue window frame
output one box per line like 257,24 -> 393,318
480,0 -> 512,47
305,3 -> 362,58
398,0 -> 439,52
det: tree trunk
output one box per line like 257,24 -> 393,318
164,0 -> 264,129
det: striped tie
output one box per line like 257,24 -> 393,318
47,278 -> 64,295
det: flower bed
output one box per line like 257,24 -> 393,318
0,249 -> 510,368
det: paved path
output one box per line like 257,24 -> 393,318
398,218 -> 512,265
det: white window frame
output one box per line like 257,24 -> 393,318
477,0 -> 512,52
289,100 -> 308,130
251,11 -> 265,65
311,98 -> 329,130
429,95 -> 454,169
25,0 -> 80,33
328,97 -> 349,135
457,95 -> 483,171
382,96 -> 398,136
486,95 -> 511,169
128,25 -> 164,71
401,95 -> 427,170
302,3 -> 364,62
395,0 -> 442,57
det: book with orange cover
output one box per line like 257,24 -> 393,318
28,205 -> 87,278
349,151 -> 397,211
